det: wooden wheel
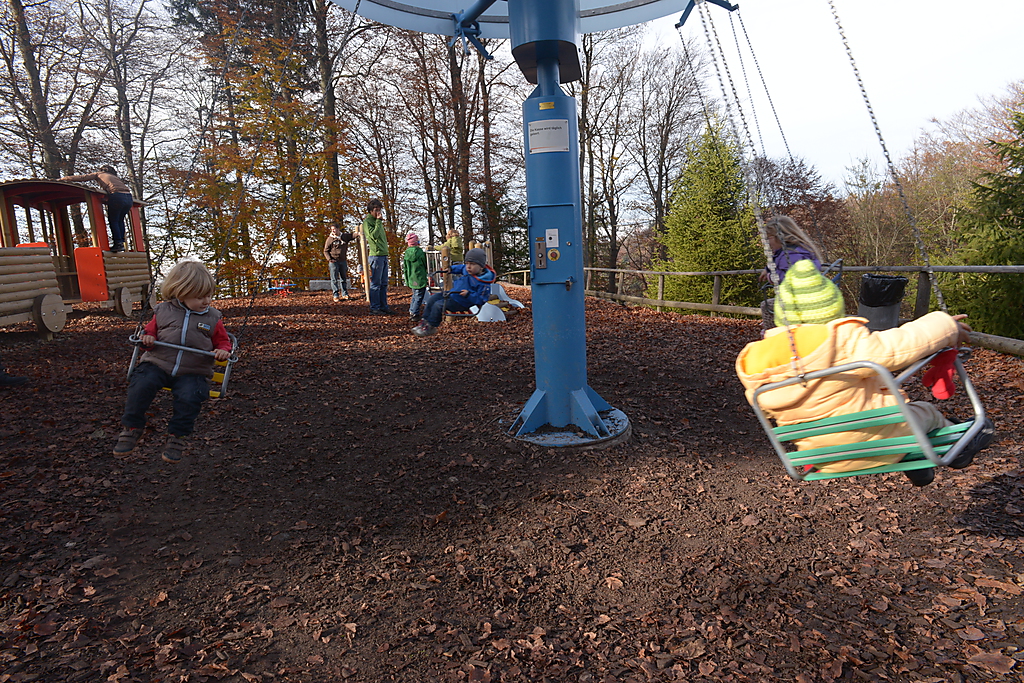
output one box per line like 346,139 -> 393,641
32,293 -> 67,334
114,286 -> 134,317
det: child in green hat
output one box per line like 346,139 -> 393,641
736,260 -> 993,486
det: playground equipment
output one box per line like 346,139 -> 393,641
332,0 -> 707,446
752,350 -> 988,481
0,179 -> 151,338
673,1 -> 993,481
128,333 -> 239,399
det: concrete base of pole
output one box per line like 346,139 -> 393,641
503,408 -> 631,449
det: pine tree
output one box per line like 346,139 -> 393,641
653,122 -> 759,309
947,111 -> 1024,337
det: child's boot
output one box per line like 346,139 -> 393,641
949,417 -> 995,469
162,435 -> 186,464
113,427 -> 143,455
903,467 -> 934,487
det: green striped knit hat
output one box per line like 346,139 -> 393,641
774,259 -> 845,325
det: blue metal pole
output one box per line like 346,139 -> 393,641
507,0 -> 628,444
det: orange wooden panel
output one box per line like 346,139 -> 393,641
17,242 -> 49,248
75,247 -> 108,301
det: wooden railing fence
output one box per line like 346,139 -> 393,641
498,265 -> 1024,357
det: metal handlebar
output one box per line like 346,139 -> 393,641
129,334 -> 238,363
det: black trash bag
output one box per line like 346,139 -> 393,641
859,273 -> 908,307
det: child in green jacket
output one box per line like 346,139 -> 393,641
403,233 -> 428,322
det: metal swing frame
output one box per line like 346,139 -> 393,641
751,349 -> 987,481
127,333 -> 239,399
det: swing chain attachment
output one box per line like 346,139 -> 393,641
676,0 -> 738,29
450,7 -> 494,59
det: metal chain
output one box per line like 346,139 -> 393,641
735,12 -> 792,162
727,13 -> 765,159
735,10 -> 820,233
693,4 -> 806,379
826,0 -> 947,312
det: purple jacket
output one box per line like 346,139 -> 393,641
773,246 -> 821,283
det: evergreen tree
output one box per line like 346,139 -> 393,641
946,110 -> 1024,337
653,122 -> 759,309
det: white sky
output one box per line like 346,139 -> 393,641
650,0 -> 1024,189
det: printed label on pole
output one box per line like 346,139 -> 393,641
528,119 -> 570,154
539,102 -> 555,110
545,229 -> 559,248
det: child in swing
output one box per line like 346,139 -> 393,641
113,259 -> 232,463
759,215 -> 824,330
736,260 -> 994,486
410,248 -> 495,337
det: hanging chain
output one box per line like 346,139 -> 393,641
727,13 -> 765,159
826,0 -> 947,312
693,4 -> 807,380
736,12 -> 792,161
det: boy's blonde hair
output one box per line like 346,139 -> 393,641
161,259 -> 216,301
764,215 -> 824,263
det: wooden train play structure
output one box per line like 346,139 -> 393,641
0,179 -> 151,338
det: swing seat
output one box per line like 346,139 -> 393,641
269,279 -> 296,297
127,333 -> 239,399
751,351 -> 987,482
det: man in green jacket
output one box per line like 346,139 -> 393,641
362,199 -> 391,314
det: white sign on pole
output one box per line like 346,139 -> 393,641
528,119 -> 570,154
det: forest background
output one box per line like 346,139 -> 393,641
1,0 -> 1022,335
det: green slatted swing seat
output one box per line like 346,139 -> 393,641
750,352 -> 987,482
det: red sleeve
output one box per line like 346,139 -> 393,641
143,318 -> 158,337
211,320 -> 232,351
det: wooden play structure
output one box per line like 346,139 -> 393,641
0,179 -> 151,338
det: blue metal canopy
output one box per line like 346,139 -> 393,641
329,0 -> 692,37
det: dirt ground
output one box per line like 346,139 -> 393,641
2,287 -> 1023,683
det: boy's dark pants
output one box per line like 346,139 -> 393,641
122,362 -> 208,437
422,292 -> 471,326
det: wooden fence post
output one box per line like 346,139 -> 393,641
914,271 -> 931,319
711,275 -> 722,317
616,271 -> 624,297
657,274 -> 664,313
585,268 -> 592,291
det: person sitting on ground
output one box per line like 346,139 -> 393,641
323,224 -> 354,302
411,248 -> 495,338
0,354 -> 28,388
60,165 -> 134,253
403,232 -> 428,323
113,259 -> 232,464
735,259 -> 995,487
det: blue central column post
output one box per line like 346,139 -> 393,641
506,0 -> 629,445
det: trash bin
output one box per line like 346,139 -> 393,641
858,273 -> 908,331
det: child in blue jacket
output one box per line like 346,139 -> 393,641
411,248 -> 495,337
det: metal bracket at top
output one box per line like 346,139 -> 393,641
450,9 -> 495,59
676,0 -> 739,29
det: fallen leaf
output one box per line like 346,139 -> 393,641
957,627 -> 986,641
968,651 -> 1015,674
740,515 -> 759,526
270,596 -> 296,608
604,576 -> 623,590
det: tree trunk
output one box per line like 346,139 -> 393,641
9,0 -> 65,177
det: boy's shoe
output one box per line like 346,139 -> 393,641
113,427 -> 143,455
409,314 -> 421,323
333,294 -> 340,302
0,372 -> 29,387
411,322 -> 437,337
110,242 -> 124,253
949,417 -> 995,469
162,435 -> 186,464
903,467 -> 935,487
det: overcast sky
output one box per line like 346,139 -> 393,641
650,0 -> 1024,189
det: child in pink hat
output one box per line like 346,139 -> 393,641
402,233 -> 428,322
